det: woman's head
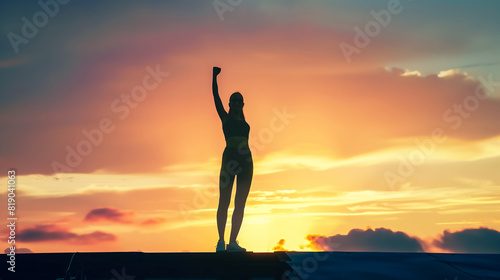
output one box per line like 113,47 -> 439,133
229,92 -> 244,108
228,92 -> 245,118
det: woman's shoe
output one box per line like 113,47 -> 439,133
216,239 -> 226,252
226,241 -> 246,252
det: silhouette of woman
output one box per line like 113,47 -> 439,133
212,66 -> 253,253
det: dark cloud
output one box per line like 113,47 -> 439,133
84,207 -> 135,223
4,247 -> 33,253
306,227 -> 424,252
433,227 -> 500,254
17,224 -> 116,244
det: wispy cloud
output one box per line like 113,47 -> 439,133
16,224 -> 116,244
84,207 -> 135,224
141,217 -> 167,226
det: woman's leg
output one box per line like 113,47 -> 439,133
229,159 -> 253,244
217,151 -> 236,241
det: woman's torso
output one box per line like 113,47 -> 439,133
223,116 -> 250,148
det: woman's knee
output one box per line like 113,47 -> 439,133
218,198 -> 231,210
233,200 -> 247,213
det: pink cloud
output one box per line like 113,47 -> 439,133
4,247 -> 33,253
84,207 -> 135,224
16,224 -> 116,244
141,217 -> 167,226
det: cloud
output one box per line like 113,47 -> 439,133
84,207 -> 135,224
17,224 -> 116,244
4,247 -> 33,253
304,227 -> 424,252
313,69 -> 500,157
273,239 -> 289,251
433,227 -> 500,254
141,217 -> 167,226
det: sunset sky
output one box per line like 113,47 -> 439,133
1,1 -> 500,254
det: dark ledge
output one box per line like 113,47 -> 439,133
3,251 -> 294,280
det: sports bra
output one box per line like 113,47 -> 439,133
222,116 -> 250,139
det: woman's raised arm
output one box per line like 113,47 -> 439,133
212,67 -> 227,121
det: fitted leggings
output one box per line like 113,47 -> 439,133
217,146 -> 253,241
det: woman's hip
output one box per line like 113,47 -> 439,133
221,147 -> 253,174
222,146 -> 252,160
